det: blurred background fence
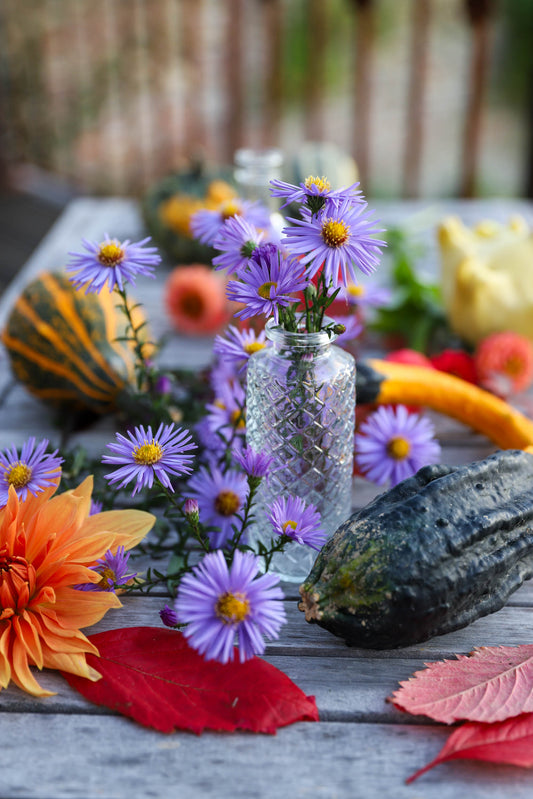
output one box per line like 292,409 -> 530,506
0,0 -> 532,199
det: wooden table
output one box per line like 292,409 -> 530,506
2,197 -> 533,799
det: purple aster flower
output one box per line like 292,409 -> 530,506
212,216 -> 264,274
233,445 -> 273,479
340,282 -> 392,308
190,199 -> 271,246
76,546 -> 136,592
250,241 -> 281,265
205,378 -> 247,443
102,423 -> 197,496
282,199 -> 385,288
268,495 -> 327,551
226,249 -> 309,324
160,604 -> 180,628
187,465 -> 248,548
174,549 -> 286,663
355,405 -> 441,487
0,437 -> 62,506
213,325 -> 268,372
89,498 -> 103,516
66,234 -> 160,294
270,176 -> 361,210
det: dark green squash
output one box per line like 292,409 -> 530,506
299,449 -> 533,649
142,164 -> 236,264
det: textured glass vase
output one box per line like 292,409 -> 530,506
246,318 -> 356,582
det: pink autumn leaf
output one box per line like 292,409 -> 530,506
407,713 -> 533,783
390,644 -> 533,724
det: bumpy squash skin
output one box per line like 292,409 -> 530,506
299,450 -> 533,649
2,272 -> 137,415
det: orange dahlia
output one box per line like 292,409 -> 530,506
475,331 -> 533,397
0,475 -> 154,696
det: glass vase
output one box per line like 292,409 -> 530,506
246,318 -> 356,582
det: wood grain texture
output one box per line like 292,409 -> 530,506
2,198 -> 533,799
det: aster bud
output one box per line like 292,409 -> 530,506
333,323 -> 346,336
184,497 -> 200,523
159,604 -> 179,628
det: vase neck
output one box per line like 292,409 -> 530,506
265,318 -> 336,354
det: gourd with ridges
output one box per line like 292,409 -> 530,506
2,271 -> 143,415
299,449 -> 533,648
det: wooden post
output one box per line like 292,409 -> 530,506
260,0 -> 283,149
182,0 -> 206,163
304,0 -> 328,141
224,0 -> 245,161
402,0 -> 432,199
352,0 -> 375,192
460,0 -> 495,198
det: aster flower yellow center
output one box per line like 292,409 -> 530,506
258,281 -> 277,299
221,200 -> 242,220
5,462 -> 32,489
97,242 -> 125,267
215,591 -> 250,624
387,436 -> 411,460
133,440 -> 164,466
304,175 -> 331,193
243,341 -> 266,355
282,520 -> 298,533
321,219 -> 350,248
230,409 -> 246,429
347,284 -> 365,298
97,567 -> 116,590
214,489 -> 240,516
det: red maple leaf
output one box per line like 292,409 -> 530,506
61,626 -> 319,734
390,644 -> 533,724
407,713 -> 533,783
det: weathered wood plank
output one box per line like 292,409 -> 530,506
0,714 -> 532,799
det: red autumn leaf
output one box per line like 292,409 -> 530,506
390,644 -> 533,724
61,626 -> 319,734
407,712 -> 533,783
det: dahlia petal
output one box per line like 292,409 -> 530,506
13,613 -> 43,670
79,509 -> 156,552
10,636 -> 54,697
40,587 -> 120,630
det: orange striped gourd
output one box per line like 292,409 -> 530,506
2,271 -> 147,415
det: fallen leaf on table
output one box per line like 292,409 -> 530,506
62,626 -> 319,734
407,712 -> 533,783
390,644 -> 533,724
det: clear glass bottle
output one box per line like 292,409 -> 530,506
234,147 -> 284,236
246,318 -> 356,582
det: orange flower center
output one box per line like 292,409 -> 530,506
216,591 -> 250,624
98,242 -> 125,267
214,490 -> 240,517
321,219 -> 349,248
304,175 -> 331,193
258,281 -> 277,300
5,462 -> 32,489
386,436 -> 411,460
504,355 -> 525,377
133,440 -> 164,466
179,292 -> 204,319
0,549 -> 35,613
346,284 -> 364,298
244,341 -> 266,355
